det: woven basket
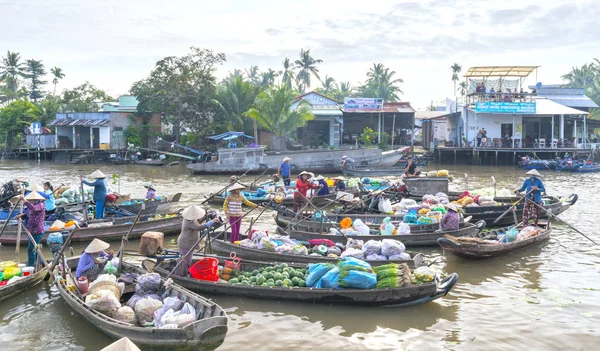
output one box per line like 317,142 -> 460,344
87,280 -> 122,299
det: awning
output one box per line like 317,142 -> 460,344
529,99 -> 590,116
49,118 -> 110,127
207,132 -> 254,141
464,66 -> 539,78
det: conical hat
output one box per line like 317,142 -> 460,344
85,238 -> 110,253
228,183 -> 245,191
50,220 -> 66,229
25,191 -> 45,201
342,155 -> 348,159
26,184 -> 44,192
526,169 -> 541,176
315,175 -> 325,180
100,337 -> 141,351
446,203 -> 458,212
89,170 -> 106,178
182,205 -> 206,220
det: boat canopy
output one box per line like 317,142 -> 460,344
207,132 -> 254,141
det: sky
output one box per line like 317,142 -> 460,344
1,0 -> 599,109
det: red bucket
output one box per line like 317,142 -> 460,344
189,258 -> 219,282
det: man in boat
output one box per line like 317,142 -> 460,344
404,156 -> 421,177
368,190 -> 386,212
144,184 -> 158,200
81,170 -> 108,219
341,155 -> 355,170
516,169 -> 545,226
177,205 -> 221,276
76,238 -> 114,281
278,157 -> 292,186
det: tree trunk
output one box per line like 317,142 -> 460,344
253,119 -> 258,144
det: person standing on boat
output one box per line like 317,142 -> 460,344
18,191 -> 46,266
82,170 -> 108,219
177,205 -> 221,276
404,156 -> 421,177
76,238 -> 114,281
341,156 -> 355,170
42,181 -> 57,215
278,157 -> 293,186
294,171 -> 318,212
441,203 -> 460,231
144,184 -> 158,200
223,183 -> 259,243
315,175 -> 330,196
516,169 -> 545,226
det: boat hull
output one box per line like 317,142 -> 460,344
0,267 -> 47,302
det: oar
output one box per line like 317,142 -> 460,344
0,198 -> 22,238
289,190 -> 351,242
493,189 -> 533,225
491,176 -> 496,198
248,167 -> 271,188
117,205 -> 145,273
338,182 -> 389,216
526,198 -> 597,244
44,225 -> 79,281
79,171 -> 88,226
21,223 -> 51,272
201,169 -> 252,205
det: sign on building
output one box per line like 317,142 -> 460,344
30,122 -> 42,135
343,97 -> 383,111
475,102 -> 536,114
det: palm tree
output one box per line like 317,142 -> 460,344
359,64 -> 404,101
451,63 -> 462,94
294,49 -> 322,93
260,68 -> 279,87
244,84 -> 314,150
562,61 -> 597,88
458,81 -> 468,96
281,58 -> 295,88
245,65 -> 261,86
0,50 -> 27,92
50,66 -> 65,95
336,81 -> 354,100
320,75 -> 336,95
212,75 -> 258,132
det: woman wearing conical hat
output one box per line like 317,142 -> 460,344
76,238 -> 114,281
17,189 -> 47,266
515,169 -> 545,226
223,183 -> 259,243
177,205 -> 222,276
82,170 -> 108,219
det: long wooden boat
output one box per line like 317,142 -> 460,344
59,192 -> 183,216
0,215 -> 183,245
0,266 -> 47,302
58,257 -> 228,349
204,191 -> 337,207
151,257 -> 459,307
437,222 -> 551,259
209,237 -> 425,268
134,159 -> 164,166
276,221 -> 485,247
342,167 -> 405,177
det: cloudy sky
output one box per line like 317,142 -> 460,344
2,0 -> 598,109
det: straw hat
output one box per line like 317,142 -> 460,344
26,184 -> 44,192
50,220 -> 66,229
85,238 -> 110,253
182,205 -> 206,220
228,183 -> 245,191
25,191 -> 45,201
526,169 -> 541,177
341,155 -> 348,159
445,203 -> 458,212
282,157 -> 291,162
298,171 -> 311,177
89,170 -> 106,179
315,175 -> 325,180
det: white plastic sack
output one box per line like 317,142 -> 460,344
341,248 -> 365,259
346,238 -> 364,250
362,240 -> 382,255
366,253 -> 388,261
381,239 -> 406,257
378,198 -> 393,214
397,222 -> 411,235
113,306 -> 136,324
85,290 -> 121,316
160,302 -> 196,328
388,252 -> 411,261
353,219 -> 370,236
135,297 -> 163,326
153,297 -> 184,327
399,198 -> 417,207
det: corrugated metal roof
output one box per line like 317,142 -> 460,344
415,111 -> 450,120
343,102 -> 415,114
49,118 -> 111,127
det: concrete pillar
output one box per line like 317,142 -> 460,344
573,121 -> 577,139
377,113 -> 382,143
90,127 -> 93,149
72,126 -> 76,149
560,114 -> 564,139
551,117 -> 554,141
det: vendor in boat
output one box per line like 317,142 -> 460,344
223,183 -> 260,243
515,169 -> 545,226
404,156 -> 421,178
178,205 -> 221,276
441,203 -> 460,231
144,183 -> 158,200
76,238 -> 114,281
81,170 -> 108,219
315,175 -> 329,196
42,181 -> 57,215
368,190 -> 386,212
341,156 -> 355,170
278,157 -> 293,186
334,177 -> 346,191
294,171 -> 318,212
16,190 -> 47,266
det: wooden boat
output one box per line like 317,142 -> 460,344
0,215 -> 183,245
151,258 -> 459,307
437,222 -> 551,259
0,266 -> 47,302
276,221 -> 485,247
209,237 -> 425,268
342,166 -> 405,177
204,191 -> 337,207
134,159 -> 164,166
58,257 -> 228,349
519,159 -> 556,170
60,192 -> 182,216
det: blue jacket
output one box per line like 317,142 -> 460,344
317,180 -> 329,196
82,179 -> 108,202
519,177 -> 545,203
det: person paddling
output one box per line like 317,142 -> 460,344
18,190 -> 47,267
82,170 -> 108,219
441,203 -> 460,231
294,171 -> 318,212
515,169 -> 545,226
278,157 -> 292,186
223,183 -> 260,243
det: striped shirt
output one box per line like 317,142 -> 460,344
224,193 -> 258,217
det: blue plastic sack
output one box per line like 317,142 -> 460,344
502,227 -> 519,243
319,267 -> 341,289
404,213 -> 418,224
306,263 -> 334,287
256,188 -> 267,197
340,270 -> 377,289
362,177 -> 371,184
338,257 -> 372,271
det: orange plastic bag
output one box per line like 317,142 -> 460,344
340,217 -> 353,229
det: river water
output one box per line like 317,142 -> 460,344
0,161 -> 598,350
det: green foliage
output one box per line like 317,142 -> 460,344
359,127 -> 377,147
357,63 -> 403,102
61,82 -> 114,112
25,59 -> 47,101
0,100 -> 39,148
124,125 -> 142,146
0,50 -> 27,93
34,95 -> 61,126
50,66 -> 65,95
212,73 -> 258,133
295,49 -> 322,93
378,131 -> 391,150
562,59 -> 600,119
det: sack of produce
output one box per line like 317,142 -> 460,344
327,246 -> 342,256
275,244 -> 294,254
399,198 -> 417,208
258,237 -> 276,251
308,239 -> 336,247
366,253 -> 388,261
339,270 -> 377,289
501,227 -> 519,243
338,257 -> 373,271
517,226 -> 540,240
437,170 -> 449,177
306,263 -> 335,287
3,266 -> 21,280
427,170 -> 438,177
414,266 -> 437,283
388,252 -> 411,261
238,239 -> 257,249
403,212 -> 418,224
104,261 -> 118,275
113,306 -> 136,325
381,239 -> 406,257
378,198 -> 393,214
135,273 -> 161,296
353,219 -> 370,236
153,296 -> 184,327
292,244 -> 309,255
318,267 -> 341,289
396,222 -> 411,235
135,297 -> 164,326
340,228 -> 360,236
340,248 -> 364,259
362,240 -> 383,255
379,217 -> 395,236
160,302 -> 196,328
85,290 -> 121,316
346,238 -> 364,250
416,216 -> 432,225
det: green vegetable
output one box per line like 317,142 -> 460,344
280,263 -> 288,268
274,272 -> 282,281
250,276 -> 257,284
298,279 -> 306,287
288,270 -> 297,279
295,271 -> 304,279
266,282 -> 275,287
251,270 -> 260,276
275,280 -> 284,286
291,277 -> 300,286
264,272 -> 275,279
229,278 -> 239,284
281,273 -> 290,280
267,278 -> 275,284
283,278 -> 292,287
256,276 -> 266,285
282,267 -> 290,273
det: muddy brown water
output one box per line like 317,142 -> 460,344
0,161 -> 598,350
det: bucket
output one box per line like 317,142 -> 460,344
189,258 -> 219,282
77,276 -> 89,294
18,263 -> 26,270
22,267 -> 35,277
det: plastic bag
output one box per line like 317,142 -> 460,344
502,227 -> 519,243
416,216 -> 432,225
85,290 -> 121,315
397,222 -> 411,235
3,266 -> 21,280
113,306 -> 136,324
153,297 -> 184,327
414,266 -> 437,283
318,267 -> 341,289
339,270 -> 377,289
381,239 -> 406,257
339,257 -> 373,271
362,240 -> 383,255
366,253 -> 388,261
378,198 -> 393,214
427,171 -> 438,177
353,219 -> 370,235
308,239 -> 336,247
346,238 -> 364,250
160,302 -> 196,328
388,252 -> 411,261
437,170 -> 449,177
104,261 -> 118,275
238,239 -> 257,249
258,237 -> 277,251
340,248 -> 364,259
339,217 -> 353,229
135,273 -> 161,296
327,246 -> 342,256
340,228 -> 360,236
275,244 -> 294,254
399,198 -> 417,208
380,217 -> 395,235
135,297 -> 164,326
404,212 -> 418,224
306,263 -> 335,287
292,244 -> 309,255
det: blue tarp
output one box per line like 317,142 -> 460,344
207,132 -> 254,141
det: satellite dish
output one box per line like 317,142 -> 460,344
536,82 -> 542,89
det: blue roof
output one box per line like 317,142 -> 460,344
207,132 -> 254,141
